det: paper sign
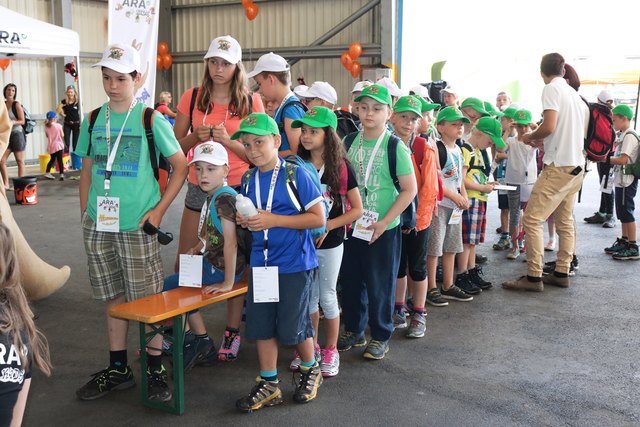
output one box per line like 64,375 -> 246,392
96,196 -> 120,232
252,266 -> 279,303
352,209 -> 379,242
179,255 -> 203,288
494,185 -> 518,191
448,208 -> 463,225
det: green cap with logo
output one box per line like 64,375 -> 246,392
483,101 -> 504,118
460,97 -> 490,117
437,106 -> 471,124
291,106 -> 338,130
475,117 -> 506,148
354,84 -> 392,106
612,104 -> 633,120
393,95 -> 423,117
230,113 -> 280,140
502,106 -> 519,120
514,109 -> 533,125
418,96 -> 440,113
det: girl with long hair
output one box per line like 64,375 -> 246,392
56,85 -> 81,153
1,84 -> 26,190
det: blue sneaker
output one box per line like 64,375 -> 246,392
337,331 -> 367,352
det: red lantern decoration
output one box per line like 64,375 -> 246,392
157,42 -> 169,55
340,52 -> 353,69
349,42 -> 362,60
0,59 -> 10,71
350,61 -> 361,78
245,3 -> 259,21
162,54 -> 173,70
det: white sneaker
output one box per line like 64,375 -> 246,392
289,350 -> 302,371
44,173 -> 55,180
506,248 -> 519,260
320,348 -> 340,377
544,240 -> 556,251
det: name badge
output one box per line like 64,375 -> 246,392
179,254 -> 203,288
352,209 -> 379,242
600,168 -> 615,194
252,266 -> 279,303
96,196 -> 120,232
448,208 -> 463,225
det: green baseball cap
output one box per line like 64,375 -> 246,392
393,96 -> 422,117
418,96 -> 440,113
612,104 -> 633,120
230,113 -> 280,140
502,106 -> 519,120
354,84 -> 392,106
291,106 -> 338,130
514,109 -> 533,125
437,106 -> 471,124
475,117 -> 506,148
483,101 -> 504,118
460,97 -> 490,117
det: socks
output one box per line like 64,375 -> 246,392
553,271 -> 568,278
527,275 -> 542,283
110,350 -> 127,369
412,307 -> 426,315
260,370 -> 278,382
195,333 -> 209,341
299,359 -> 316,373
226,326 -> 240,339
394,303 -> 405,313
147,354 -> 162,370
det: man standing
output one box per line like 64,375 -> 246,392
502,53 -> 588,292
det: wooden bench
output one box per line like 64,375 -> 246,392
109,279 -> 248,415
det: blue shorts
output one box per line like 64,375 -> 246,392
245,269 -> 315,345
163,259 -> 244,292
615,180 -> 638,224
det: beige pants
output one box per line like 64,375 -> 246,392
523,164 -> 584,277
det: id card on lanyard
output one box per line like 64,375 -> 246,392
252,160 -> 282,303
356,131 -> 386,221
96,101 -> 136,233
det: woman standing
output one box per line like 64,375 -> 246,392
56,85 -> 81,154
1,84 -> 26,191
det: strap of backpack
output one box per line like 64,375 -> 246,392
11,101 -> 17,119
284,161 -> 305,213
209,186 -> 238,234
410,134 -> 426,173
86,106 -> 103,157
276,100 -> 307,133
142,107 -> 159,181
388,135 -> 400,192
437,140 -> 448,172
343,131 -> 359,151
189,87 -> 199,133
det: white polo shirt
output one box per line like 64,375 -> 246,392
541,77 -> 588,167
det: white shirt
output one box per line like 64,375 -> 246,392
613,129 -> 640,188
505,136 -> 538,185
540,77 -> 588,167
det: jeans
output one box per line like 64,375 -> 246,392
309,244 -> 343,319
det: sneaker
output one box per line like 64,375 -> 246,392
183,336 -> 214,371
605,237 -> 628,254
426,288 -> 449,307
44,173 -> 55,180
363,339 -> 390,360
571,254 -> 579,271
544,239 -> 556,251
218,330 -> 241,362
406,312 -> 427,339
493,236 -> 511,251
59,174 -> 65,181
501,276 -> 543,292
612,243 -> 640,260
518,239 -> 526,254
337,331 -> 367,352
455,273 -> 481,295
440,285 -> 473,301
543,260 -> 576,277
293,364 -> 323,403
475,254 -> 488,264
76,365 -> 135,401
289,350 -> 302,371
236,378 -> 283,412
393,308 -> 408,329
468,266 -> 492,290
584,212 -> 605,224
506,248 -> 519,260
147,365 -> 172,402
320,348 -> 340,377
602,215 -> 615,228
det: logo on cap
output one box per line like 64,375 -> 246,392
368,86 -> 380,94
108,47 -> 125,61
200,144 -> 214,154
517,111 -> 527,119
243,116 -> 258,126
218,39 -> 231,51
407,97 -> 419,108
307,109 -> 318,118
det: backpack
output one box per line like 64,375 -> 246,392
622,130 -> 640,178
12,102 -> 36,134
207,185 -> 253,260
425,80 -> 448,106
274,98 -> 307,135
334,109 -> 360,139
87,105 -> 170,194
582,98 -> 616,162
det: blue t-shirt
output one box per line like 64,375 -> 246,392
274,95 -> 305,152
242,159 -> 322,273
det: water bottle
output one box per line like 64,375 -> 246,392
236,194 -> 258,217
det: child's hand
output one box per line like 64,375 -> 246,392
366,221 -> 387,245
315,232 -> 328,248
212,125 -> 231,145
482,182 -> 497,193
454,193 -> 468,209
195,125 -> 214,142
246,209 -> 276,231
236,212 -> 249,229
140,208 -> 162,229
203,282 -> 233,295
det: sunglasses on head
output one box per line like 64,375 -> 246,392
142,220 -> 174,245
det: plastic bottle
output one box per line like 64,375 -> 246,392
236,194 -> 259,217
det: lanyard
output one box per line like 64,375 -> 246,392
274,92 -> 294,121
197,196 -> 210,254
357,131 -> 387,205
104,100 -> 137,194
255,159 -> 282,266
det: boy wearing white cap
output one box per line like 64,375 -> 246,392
350,80 -> 373,116
76,44 -> 188,402
301,81 -> 338,109
442,86 -> 459,107
248,52 -> 306,156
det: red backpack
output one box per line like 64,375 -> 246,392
583,99 -> 615,162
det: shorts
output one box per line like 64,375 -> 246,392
163,259 -> 245,292
82,212 -> 164,302
462,199 -> 487,245
427,205 -> 463,257
498,193 -> 509,210
185,182 -> 209,212
8,131 -> 26,152
397,227 -> 429,281
245,269 -> 315,345
615,180 -> 638,224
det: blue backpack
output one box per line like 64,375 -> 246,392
209,186 -> 238,233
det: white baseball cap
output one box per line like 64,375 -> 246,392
247,52 -> 290,79
351,80 -> 373,94
597,89 -> 614,103
376,77 -> 403,97
93,44 -> 140,74
301,81 -> 338,105
189,142 -> 229,166
409,85 -> 429,98
204,35 -> 242,64
441,85 -> 458,95
293,85 -> 309,98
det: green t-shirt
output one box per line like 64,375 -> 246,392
75,103 -> 181,232
347,131 -> 414,230
462,144 -> 489,202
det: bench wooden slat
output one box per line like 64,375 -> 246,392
108,280 -> 248,324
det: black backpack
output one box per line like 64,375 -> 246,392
425,81 -> 448,107
334,110 -> 360,140
11,102 -> 36,134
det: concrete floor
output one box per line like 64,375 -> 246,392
9,168 -> 640,426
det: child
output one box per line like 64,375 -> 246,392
75,44 -> 188,402
0,223 -> 52,427
162,142 -> 248,370
248,52 -> 306,156
494,106 -> 519,250
300,81 -> 338,110
43,111 -> 66,181
292,106 -> 363,376
456,117 -> 503,292
389,96 -> 439,338
426,106 -> 471,302
232,113 -> 325,411
338,84 -> 417,359
503,109 -> 538,260
605,104 -> 639,260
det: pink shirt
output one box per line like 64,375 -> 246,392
45,122 -> 65,154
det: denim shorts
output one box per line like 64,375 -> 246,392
163,259 -> 245,292
615,180 -> 638,224
245,269 -> 315,345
